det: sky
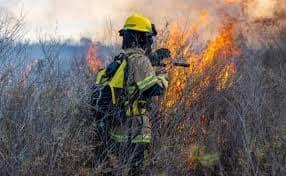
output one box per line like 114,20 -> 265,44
0,0 -> 282,42
0,0 -> 136,41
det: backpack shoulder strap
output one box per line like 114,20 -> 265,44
107,53 -> 129,104
107,51 -> 143,104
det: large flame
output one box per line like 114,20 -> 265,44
162,12 -> 240,108
86,43 -> 104,72
162,10 -> 210,108
190,21 -> 240,84
157,13 -> 242,170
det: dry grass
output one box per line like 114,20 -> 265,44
0,14 -> 286,176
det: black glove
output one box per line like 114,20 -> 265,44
149,48 -> 171,66
155,48 -> 171,59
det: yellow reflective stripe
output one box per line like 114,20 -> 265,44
132,134 -> 151,144
110,133 -> 129,143
136,75 -> 159,92
110,132 -> 151,144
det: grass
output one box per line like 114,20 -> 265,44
0,12 -> 286,176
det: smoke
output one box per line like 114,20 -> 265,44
127,0 -> 285,48
252,0 -> 275,17
127,0 -> 240,22
6,0 -> 133,41
127,0 -> 285,24
246,0 -> 285,19
3,0 -> 285,42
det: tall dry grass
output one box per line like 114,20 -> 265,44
0,13 -> 285,176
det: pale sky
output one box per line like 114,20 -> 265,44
0,0 -> 279,42
0,0 -> 136,41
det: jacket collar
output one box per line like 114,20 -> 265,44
124,48 -> 146,55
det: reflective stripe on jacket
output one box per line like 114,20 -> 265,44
110,132 -> 151,144
97,48 -> 168,144
110,48 -> 156,144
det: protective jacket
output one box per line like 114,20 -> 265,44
96,48 -> 168,144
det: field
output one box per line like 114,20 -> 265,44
0,2 -> 286,176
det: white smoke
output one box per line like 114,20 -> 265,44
2,0 -> 284,42
5,0 -> 133,41
231,0 -> 283,19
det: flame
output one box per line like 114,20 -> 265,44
217,62 -> 237,91
192,21 -> 240,90
162,12 -> 240,108
193,21 -> 240,73
167,10 -> 209,56
163,10 -> 210,108
86,44 -> 104,72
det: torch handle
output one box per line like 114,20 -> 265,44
155,62 -> 190,68
173,62 -> 190,67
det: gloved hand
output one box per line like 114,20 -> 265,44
155,48 -> 171,60
157,73 -> 169,89
149,48 -> 171,66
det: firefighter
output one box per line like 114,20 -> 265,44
95,13 -> 169,175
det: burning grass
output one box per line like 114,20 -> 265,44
161,14 -> 240,109
1,5 -> 286,176
86,43 -> 104,72
150,9 -> 286,175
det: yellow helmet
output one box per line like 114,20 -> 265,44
124,14 -> 153,33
